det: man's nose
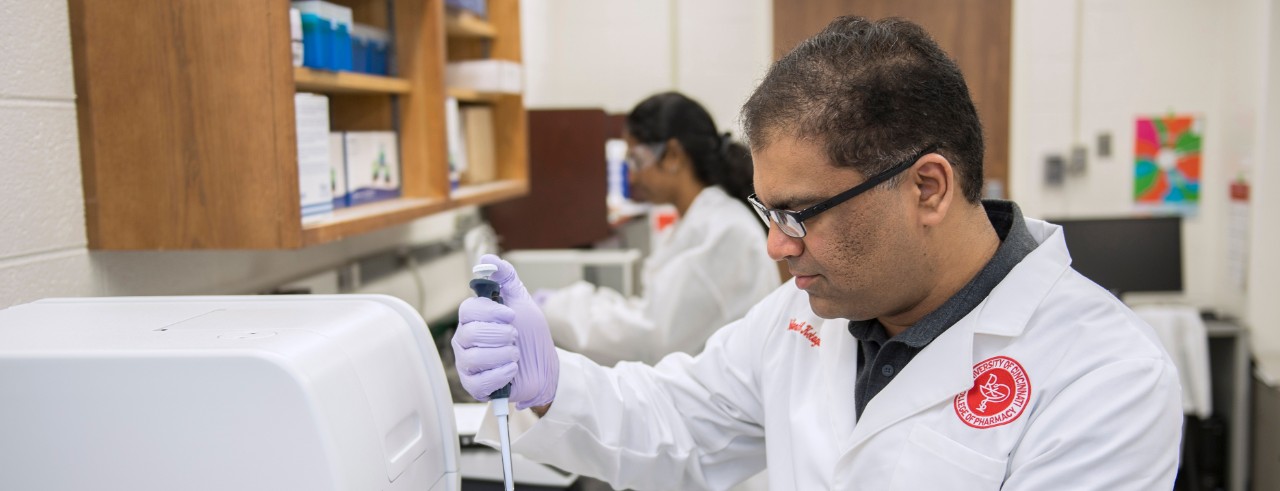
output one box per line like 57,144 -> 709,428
766,225 -> 803,261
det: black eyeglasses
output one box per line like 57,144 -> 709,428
748,146 -> 935,238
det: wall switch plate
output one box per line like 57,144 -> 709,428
1097,132 -> 1112,158
1069,145 -> 1088,176
1045,154 -> 1065,187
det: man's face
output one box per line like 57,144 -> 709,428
752,135 -> 928,320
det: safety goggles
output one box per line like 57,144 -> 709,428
748,147 -> 934,238
627,142 -> 667,170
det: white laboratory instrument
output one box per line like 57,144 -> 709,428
0,295 -> 460,491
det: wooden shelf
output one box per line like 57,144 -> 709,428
301,179 -> 530,246
302,197 -> 448,246
69,0 -> 527,250
294,67 -> 411,94
445,10 -> 497,38
447,87 -> 501,103
449,180 -> 529,207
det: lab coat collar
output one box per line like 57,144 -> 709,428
837,217 -> 1069,454
645,186 -> 731,268
972,218 -> 1070,337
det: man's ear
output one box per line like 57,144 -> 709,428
912,152 -> 955,227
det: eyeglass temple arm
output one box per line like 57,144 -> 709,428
793,154 -> 923,221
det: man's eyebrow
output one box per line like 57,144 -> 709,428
760,194 -> 825,212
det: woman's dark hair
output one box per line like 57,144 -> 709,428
625,92 -> 755,205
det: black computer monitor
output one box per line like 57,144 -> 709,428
1050,216 -> 1183,296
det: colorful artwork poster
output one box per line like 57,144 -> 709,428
1134,114 -> 1202,211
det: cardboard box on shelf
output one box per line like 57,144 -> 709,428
445,60 -> 522,94
460,105 -> 495,185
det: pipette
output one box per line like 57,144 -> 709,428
469,263 -> 515,491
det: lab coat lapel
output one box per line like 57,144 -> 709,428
837,217 -> 1070,453
840,315 -> 976,453
819,317 -> 861,442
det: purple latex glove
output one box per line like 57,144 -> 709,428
453,254 -> 559,409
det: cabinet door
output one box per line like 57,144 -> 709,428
484,109 -> 611,249
70,0 -> 299,249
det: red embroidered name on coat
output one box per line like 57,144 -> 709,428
787,319 -> 821,347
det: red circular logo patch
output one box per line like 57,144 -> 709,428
953,356 -> 1031,429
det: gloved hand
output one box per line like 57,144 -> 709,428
453,254 -> 559,410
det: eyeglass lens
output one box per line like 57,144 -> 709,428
750,197 -> 807,238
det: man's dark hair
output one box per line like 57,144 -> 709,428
627,92 -> 755,205
741,16 -> 985,203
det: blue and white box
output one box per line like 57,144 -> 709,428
345,131 -> 401,205
351,24 -> 391,75
292,1 -> 352,71
295,93 -> 334,221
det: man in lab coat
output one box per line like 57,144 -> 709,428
453,16 -> 1182,490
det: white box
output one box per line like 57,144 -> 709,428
0,295 -> 461,490
445,60 -> 523,94
444,97 -> 467,189
345,131 -> 401,205
330,132 -> 348,208
295,93 -> 333,221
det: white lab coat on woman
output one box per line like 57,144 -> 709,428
508,218 -> 1183,490
539,185 -> 779,366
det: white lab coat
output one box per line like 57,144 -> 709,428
509,218 -> 1183,490
540,186 -> 779,366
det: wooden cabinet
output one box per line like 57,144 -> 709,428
485,109 -> 612,250
68,0 -> 527,249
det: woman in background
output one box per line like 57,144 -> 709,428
537,92 -> 780,366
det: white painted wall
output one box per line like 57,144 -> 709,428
0,0 -> 472,319
521,0 -> 772,135
1250,1 -> 1280,355
1011,0 -> 1279,352
1009,0 -> 1078,216
671,0 -> 773,134
522,0 -> 673,115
